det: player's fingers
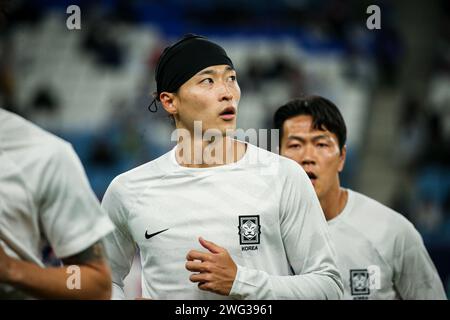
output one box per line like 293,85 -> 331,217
189,272 -> 212,283
199,237 -> 222,254
185,261 -> 211,273
198,282 -> 213,292
186,250 -> 211,262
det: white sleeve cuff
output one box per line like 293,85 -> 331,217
229,264 -> 273,300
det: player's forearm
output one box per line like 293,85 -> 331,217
5,258 -> 112,299
229,265 -> 343,300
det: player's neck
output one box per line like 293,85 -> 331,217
175,136 -> 246,168
320,184 -> 348,221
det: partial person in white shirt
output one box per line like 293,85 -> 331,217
0,108 -> 115,299
102,34 -> 343,300
274,95 -> 447,299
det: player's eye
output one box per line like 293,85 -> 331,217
288,144 -> 301,149
228,75 -> 237,81
200,78 -> 214,84
317,143 -> 328,148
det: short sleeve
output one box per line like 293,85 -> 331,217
38,142 -> 114,258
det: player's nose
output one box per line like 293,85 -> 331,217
218,82 -> 233,101
301,158 -> 316,167
300,145 -> 316,164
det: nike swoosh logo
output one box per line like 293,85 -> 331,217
145,228 -> 169,240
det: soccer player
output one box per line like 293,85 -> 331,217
274,95 -> 447,299
0,108 -> 115,299
102,34 -> 343,300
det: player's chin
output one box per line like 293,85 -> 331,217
216,121 -> 236,133
309,180 -> 319,192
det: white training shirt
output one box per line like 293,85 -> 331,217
102,142 -> 343,300
328,189 -> 446,300
0,109 -> 114,296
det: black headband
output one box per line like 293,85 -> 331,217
148,34 -> 234,113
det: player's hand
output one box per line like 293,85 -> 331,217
185,237 -> 237,296
0,245 -> 13,283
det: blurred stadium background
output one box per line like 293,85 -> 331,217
0,0 -> 449,298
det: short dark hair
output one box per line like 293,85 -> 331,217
273,95 -> 347,151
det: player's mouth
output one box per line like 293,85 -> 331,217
306,171 -> 318,185
219,107 -> 236,120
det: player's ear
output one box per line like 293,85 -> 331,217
338,145 -> 346,173
159,92 -> 177,115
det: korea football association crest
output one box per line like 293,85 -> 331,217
238,215 -> 261,251
350,269 -> 370,296
350,266 -> 381,299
